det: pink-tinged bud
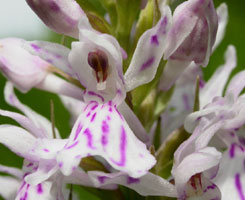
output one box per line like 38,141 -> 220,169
26,0 -> 84,38
164,0 -> 218,66
0,38 -> 49,92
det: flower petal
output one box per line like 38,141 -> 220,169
23,41 -> 74,77
212,3 -> 228,51
4,82 -> 60,139
0,164 -> 23,179
56,101 -> 156,178
26,0 -> 84,38
88,171 -> 177,197
0,38 -> 49,92
124,6 -> 172,91
200,45 -> 236,108
0,176 -> 20,200
0,125 -> 36,160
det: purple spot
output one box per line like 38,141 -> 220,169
31,44 -> 41,52
37,184 -> 43,194
46,58 -> 53,64
55,54 -> 62,59
199,79 -> 205,88
91,113 -> 97,122
151,35 -> 159,45
87,91 -> 104,102
140,57 -> 155,71
115,106 -> 124,120
111,126 -> 127,166
74,123 -> 83,141
203,184 -> 216,193
182,93 -> 191,110
26,163 -> 33,167
107,116 -> 111,120
86,112 -> 91,117
83,128 -> 95,149
108,101 -> 112,106
66,141 -> 79,149
127,177 -> 140,184
230,143 -> 244,158
101,120 -> 110,146
158,16 -> 168,34
58,162 -> 63,168
109,107 -> 113,112
98,176 -> 108,184
91,104 -> 98,111
43,148 -> 49,152
49,2 -> 60,12
235,173 -> 245,200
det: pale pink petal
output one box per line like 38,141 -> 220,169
0,38 -> 49,92
56,101 -> 156,178
212,3 -> 228,51
0,176 -> 20,200
0,165 -> 23,179
0,125 -> 36,160
26,0 -> 84,38
88,171 -> 177,197
200,45 -> 236,109
124,6 -> 172,91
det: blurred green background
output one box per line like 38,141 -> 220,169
0,0 -> 244,199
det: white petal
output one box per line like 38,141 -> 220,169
200,45 -> 236,108
0,38 -> 49,92
0,176 -> 20,200
0,164 -> 22,179
124,6 -> 172,91
56,101 -> 156,178
212,3 -> 228,51
0,125 -> 36,160
23,41 -> 74,77
4,82 -> 60,139
89,171 -> 177,197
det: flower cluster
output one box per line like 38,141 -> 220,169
0,0 -> 244,199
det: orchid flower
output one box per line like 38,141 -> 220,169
0,38 -> 83,100
170,45 -> 238,199
0,82 -> 100,199
22,3 -> 174,180
159,0 -> 219,91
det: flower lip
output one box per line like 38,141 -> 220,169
88,50 -> 109,88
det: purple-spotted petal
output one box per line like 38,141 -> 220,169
172,147 -> 221,196
0,38 -> 49,92
213,143 -> 245,200
88,171 -> 177,197
200,45 -> 236,108
56,101 -> 156,178
26,0 -> 84,38
124,6 -> 172,91
0,176 -> 20,200
24,41 -> 74,77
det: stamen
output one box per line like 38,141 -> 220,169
88,50 -> 109,90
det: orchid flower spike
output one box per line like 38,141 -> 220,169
23,5 -> 173,179
159,0 -> 218,90
0,82 -> 99,199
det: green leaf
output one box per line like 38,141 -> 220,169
76,0 -> 106,16
155,127 -> 190,179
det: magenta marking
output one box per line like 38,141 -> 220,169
66,141 -> 79,149
86,111 -> 91,117
151,35 -> 159,45
107,116 -> 111,120
127,177 -> 140,184
199,79 -> 205,88
109,107 -> 113,112
108,101 -> 112,106
230,143 -> 244,158
91,113 -> 97,122
101,120 -> 110,146
58,162 -> 63,168
182,93 -> 191,110
43,148 -> 50,152
87,91 -> 104,102
111,126 -> 127,166
49,2 -> 60,12
114,106 -> 124,120
98,176 -> 108,184
158,16 -> 168,34
26,163 -> 33,167
31,44 -> 41,52
74,123 -> 83,141
235,173 -> 245,200
203,184 -> 216,193
83,128 -> 94,149
140,57 -> 155,71
91,104 -> 98,111
37,184 -> 43,194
